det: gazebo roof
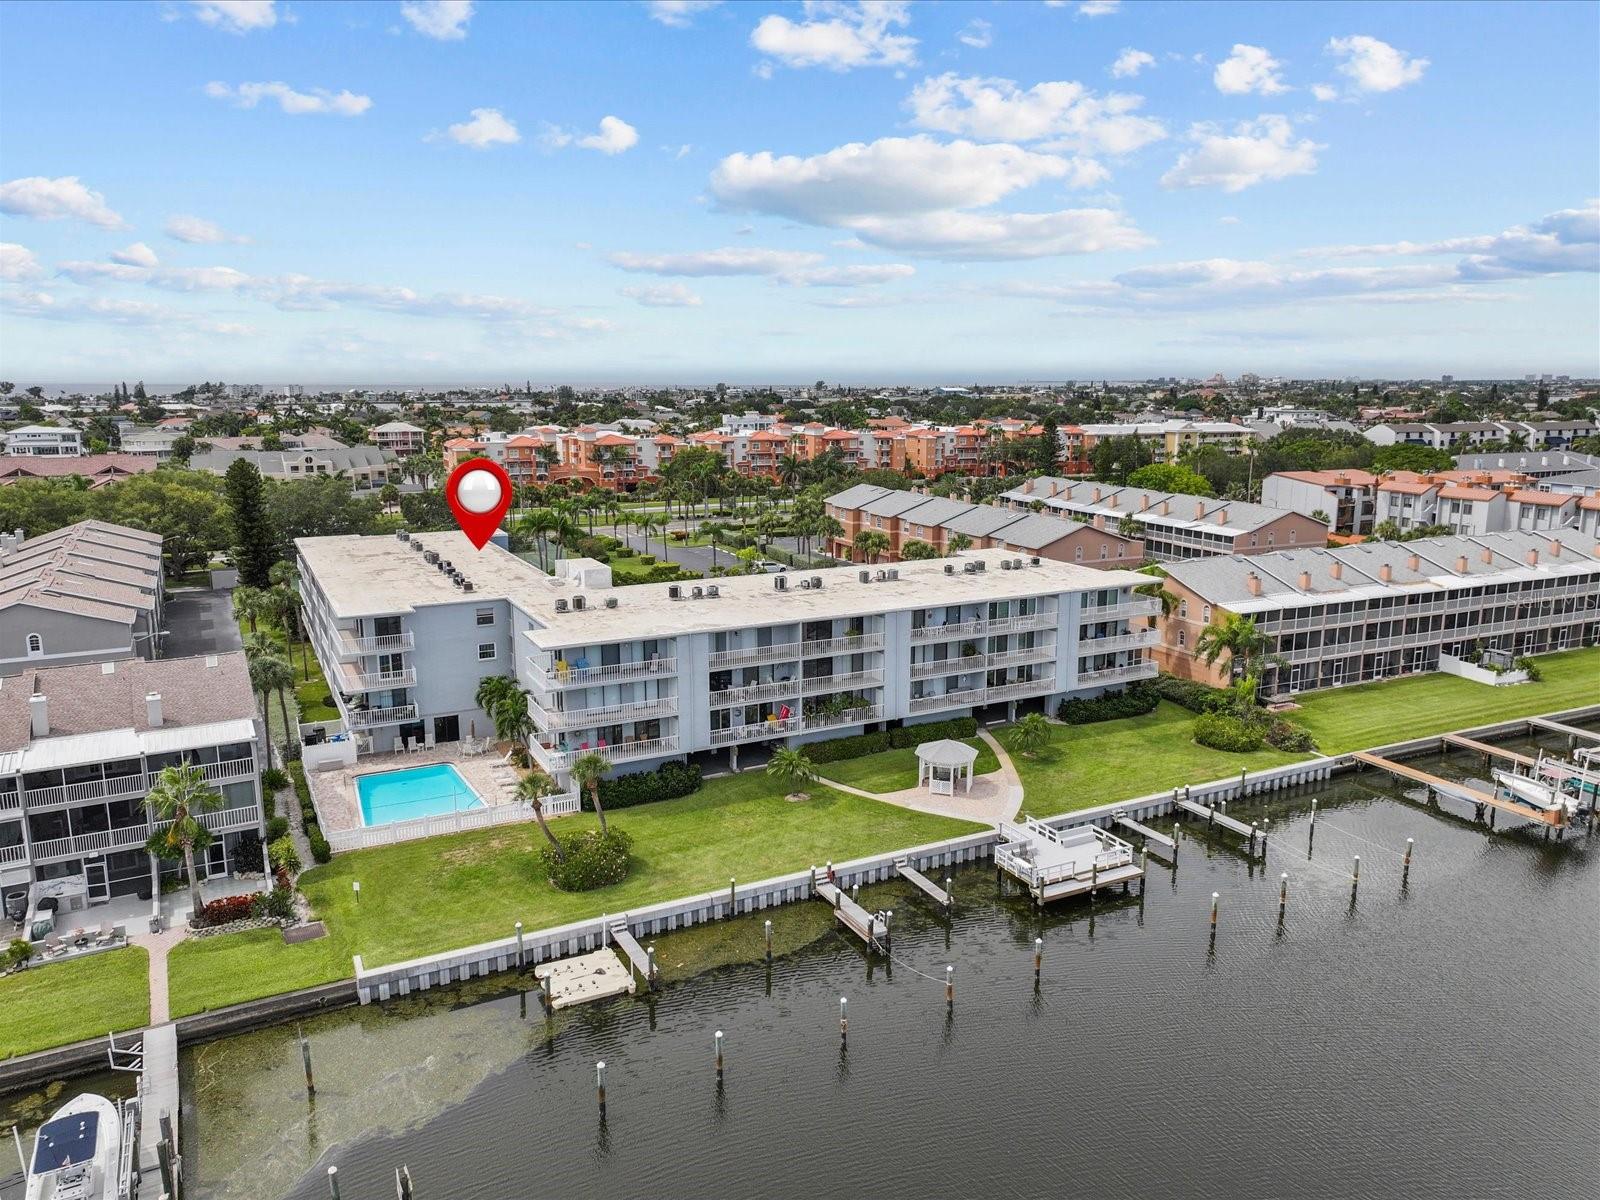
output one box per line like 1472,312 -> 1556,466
914,738 -> 979,768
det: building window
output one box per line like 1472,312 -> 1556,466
477,643 -> 497,661
1177,630 -> 1187,649
1074,545 -> 1084,562
1289,529 -> 1297,544
475,607 -> 495,626
1179,600 -> 1189,619
1203,605 -> 1212,623
26,633 -> 43,657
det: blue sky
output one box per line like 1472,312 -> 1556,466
1,0 -> 1596,384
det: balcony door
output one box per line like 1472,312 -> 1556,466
84,859 -> 110,904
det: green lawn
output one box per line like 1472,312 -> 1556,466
1010,701 -> 1309,817
166,772 -> 979,1017
814,737 -> 1000,794
1285,646 -> 1600,754
0,948 -> 150,1059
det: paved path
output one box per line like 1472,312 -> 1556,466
815,730 -> 1026,826
132,926 -> 187,1025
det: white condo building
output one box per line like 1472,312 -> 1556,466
295,533 -> 1159,781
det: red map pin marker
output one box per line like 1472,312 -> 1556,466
445,459 -> 513,549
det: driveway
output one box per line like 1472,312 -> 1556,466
163,589 -> 243,658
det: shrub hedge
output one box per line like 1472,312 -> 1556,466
287,761 -> 333,863
1056,681 -> 1160,724
265,815 -> 290,843
1192,711 -> 1265,752
543,828 -> 633,892
307,826 -> 332,864
1154,674 -> 1231,713
592,760 -> 702,810
1265,720 -> 1317,753
804,717 -> 979,765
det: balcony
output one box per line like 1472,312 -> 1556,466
1083,597 -> 1162,623
339,665 -> 418,693
910,618 -> 987,644
22,758 -> 256,812
708,679 -> 800,708
532,656 -> 678,689
985,645 -> 1057,671
1078,628 -> 1159,654
986,612 -> 1057,635
337,629 -> 415,659
1078,660 -> 1158,686
801,633 -> 884,657
802,705 -> 882,733
709,718 -> 799,747
911,656 -> 983,680
0,844 -> 25,865
909,687 -> 987,714
708,641 -> 802,669
802,669 -> 884,693
985,677 -> 1055,703
31,823 -> 153,863
534,735 -> 681,772
530,696 -> 678,731
0,790 -> 20,814
346,704 -> 419,729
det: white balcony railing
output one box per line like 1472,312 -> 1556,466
801,633 -> 884,657
346,704 -> 419,729
1083,597 -> 1161,623
985,645 -> 1057,670
337,630 -> 415,657
911,656 -> 984,680
0,844 -> 25,865
532,656 -> 677,689
709,718 -> 799,746
0,791 -> 18,814
533,735 -> 681,772
1078,661 -> 1158,685
802,705 -> 882,732
802,669 -> 884,693
22,758 -> 256,812
985,677 -> 1055,702
910,618 -> 987,643
986,612 -> 1057,635
708,641 -> 803,669
530,696 -> 678,731
1078,628 -> 1159,654
340,666 -> 418,692
708,680 -> 800,708
31,823 -> 158,863
909,687 -> 988,714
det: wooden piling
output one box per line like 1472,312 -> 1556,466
1351,855 -> 1360,902
646,944 -> 657,988
395,1165 -> 415,1200
715,1030 -> 724,1082
1033,936 -> 1042,977
945,965 -> 954,1010
1402,838 -> 1413,887
515,921 -> 525,969
596,1061 -> 607,1118
839,997 -> 848,1046
1278,873 -> 1288,925
299,1026 -> 315,1097
944,877 -> 954,910
1249,821 -> 1258,856
328,1166 -> 341,1200
764,918 -> 773,962
729,877 -> 737,916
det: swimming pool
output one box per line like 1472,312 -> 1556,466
356,764 -> 485,827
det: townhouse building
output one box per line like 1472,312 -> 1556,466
999,477 -> 1327,561
1156,531 -> 1600,696
1374,470 -> 1587,537
0,454 -> 154,490
295,533 -> 1158,780
1364,419 -> 1598,451
189,445 -> 398,495
0,652 -> 264,910
1260,470 -> 1379,534
825,484 -> 1143,568
1079,420 -> 1260,464
0,521 -> 164,676
370,421 -> 428,456
1456,450 -> 1600,480
2,425 -> 83,457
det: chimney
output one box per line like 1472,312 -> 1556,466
1093,514 -> 1106,531
1480,547 -> 1493,564
1218,508 -> 1229,523
1549,538 -> 1563,557
1091,487 -> 1101,503
146,692 -> 163,728
1330,561 -> 1343,580
1048,482 -> 1059,498
1246,572 -> 1262,596
1455,555 -> 1468,573
1159,500 -> 1170,516
1335,473 -> 1349,486
29,693 -> 48,738
1407,553 -> 1419,571
1297,571 -> 1311,590
1139,495 -> 1149,511
1108,493 -> 1119,509
1194,500 -> 1205,520
1022,478 -> 1034,494
1379,563 -> 1393,583
1525,548 -> 1539,566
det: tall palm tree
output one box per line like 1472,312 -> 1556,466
1193,613 -> 1277,681
517,770 -> 565,860
700,521 -> 727,569
144,764 -> 223,919
777,454 -> 804,489
853,530 -> 890,564
232,585 -> 269,634
946,533 -> 973,557
248,653 -> 296,749
766,746 -> 817,789
570,752 -> 613,833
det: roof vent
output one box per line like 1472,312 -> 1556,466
774,575 -> 788,590
604,596 -> 618,609
555,598 -> 569,612
859,570 -> 871,583
668,584 -> 683,600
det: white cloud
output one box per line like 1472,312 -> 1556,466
1305,201 -> 1600,280
110,242 -> 160,267
1110,48 -> 1154,79
5,288 -> 259,334
608,247 -> 825,276
0,176 -> 126,229
164,214 -> 252,244
842,208 -> 1149,260
438,108 -> 521,149
1311,83 -> 1340,102
621,283 -> 704,307
0,243 -> 42,282
1160,115 -> 1321,192
1076,1 -> 1120,15
781,263 -> 916,286
204,80 -> 373,116
905,73 -> 1165,155
1213,44 -> 1289,96
751,1 -> 916,72
400,0 -> 474,40
645,0 -> 721,26
1327,35 -> 1428,93
958,19 -> 992,49
189,1 -> 278,34
579,116 -> 640,155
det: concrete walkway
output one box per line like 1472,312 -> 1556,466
131,926 -> 186,1025
816,730 -> 1026,826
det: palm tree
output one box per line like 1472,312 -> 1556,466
248,652 -> 296,749
232,585 -> 269,634
700,521 -> 727,569
777,454 -> 804,488
241,630 -> 279,661
492,693 -> 533,750
1193,612 -> 1277,681
1006,712 -> 1050,758
853,529 -> 890,564
517,770 -> 565,860
946,533 -> 973,557
144,764 -> 223,919
766,746 -> 817,789
475,674 -> 522,722
570,752 -> 613,833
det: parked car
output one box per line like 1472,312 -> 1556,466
752,560 -> 785,573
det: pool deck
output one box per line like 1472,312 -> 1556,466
305,743 -> 528,835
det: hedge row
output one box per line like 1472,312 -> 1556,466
287,760 -> 333,864
1056,680 -> 1160,725
1193,711 -> 1265,752
591,760 -> 702,810
803,716 -> 979,765
1154,674 -> 1231,713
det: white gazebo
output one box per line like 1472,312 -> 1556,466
915,739 -> 979,796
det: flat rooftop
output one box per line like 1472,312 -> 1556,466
297,530 -> 563,618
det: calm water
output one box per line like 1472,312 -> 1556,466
7,734 -> 1597,1200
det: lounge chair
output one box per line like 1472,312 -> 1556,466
44,937 -> 65,957
93,923 -> 114,947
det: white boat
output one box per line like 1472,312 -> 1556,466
25,1093 -> 124,1200
1493,769 -> 1575,817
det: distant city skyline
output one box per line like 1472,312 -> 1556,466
1,1 -> 1597,381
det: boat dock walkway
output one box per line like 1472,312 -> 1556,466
894,857 -> 953,908
1442,734 -> 1534,766
1176,798 -> 1266,851
605,919 -> 657,989
132,1022 -> 180,1191
1529,717 -> 1600,744
812,870 -> 888,949
1113,811 -> 1177,855
1351,751 -> 1560,827
994,818 -> 1143,905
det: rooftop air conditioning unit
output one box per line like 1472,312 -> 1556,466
859,570 -> 871,583
441,560 -> 453,572
799,579 -> 813,590
964,563 -> 977,574
424,551 -> 439,564
604,596 -> 618,609
1001,560 -> 1014,571
396,530 -> 410,542
775,576 -> 789,590
462,581 -> 475,592
668,584 -> 683,600
692,586 -> 704,599
573,595 -> 587,611
1013,559 -> 1024,570
944,564 -> 955,575
707,585 -> 720,598
875,570 -> 887,582
974,561 -> 986,572
887,568 -> 899,580
810,576 -> 822,589
555,598 -> 569,613
1030,557 -> 1041,567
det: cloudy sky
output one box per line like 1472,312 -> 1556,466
1,0 -> 1596,383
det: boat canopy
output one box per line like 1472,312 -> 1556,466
31,1111 -> 100,1174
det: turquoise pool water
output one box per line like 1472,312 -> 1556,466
356,764 -> 485,827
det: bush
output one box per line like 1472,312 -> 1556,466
1265,720 -> 1317,753
595,760 -> 702,810
1154,674 -> 1231,713
1057,681 -> 1160,724
636,553 -> 657,566
805,731 -> 892,764
252,885 -> 296,922
288,761 -> 317,825
234,828 -> 265,873
268,836 -> 302,876
307,826 -> 332,864
198,893 -> 257,926
1516,656 -> 1542,682
889,716 -> 977,748
1192,711 -> 1265,753
801,717 -> 980,765
5,939 -> 32,970
261,767 -> 290,793
611,544 -> 636,558
265,815 -> 290,843
542,828 -> 633,892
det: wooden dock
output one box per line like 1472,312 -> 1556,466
137,1023 -> 180,1182
894,857 -> 953,908
994,818 -> 1144,905
812,871 -> 888,948
1113,811 -> 1177,855
1176,798 -> 1266,852
1441,734 -> 1534,767
1530,717 -> 1600,744
1351,751 -> 1561,827
606,919 -> 656,988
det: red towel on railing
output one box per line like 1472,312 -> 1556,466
779,705 -> 791,720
